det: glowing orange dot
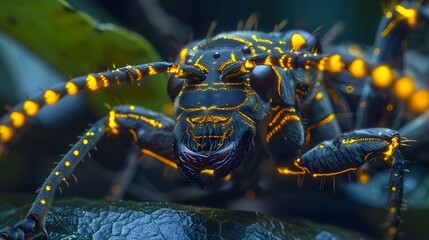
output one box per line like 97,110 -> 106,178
408,89 -> 429,114
327,54 -> 343,73
348,59 -> 367,78
315,92 -> 323,100
43,90 -> 60,105
86,75 -> 99,91
0,125 -> 13,142
40,199 -> 46,205
371,65 -> 393,88
291,33 -> 306,51
65,82 -> 79,95
23,100 -> 39,116
9,112 -> 26,128
179,48 -> 188,62
394,76 -> 415,100
357,171 -> 370,184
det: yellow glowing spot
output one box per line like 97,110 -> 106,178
388,227 -> 397,235
391,186 -> 397,192
408,89 -> 429,114
244,59 -> 256,69
86,75 -> 99,91
385,11 -> 392,18
43,90 -> 60,105
291,33 -> 306,51
371,65 -> 393,88
130,105 -> 135,110
201,169 -> 215,176
55,171 -> 60,176
245,189 -> 255,199
223,174 -> 232,182
9,112 -> 26,128
327,54 -> 343,73
108,111 -> 119,135
345,85 -> 354,93
395,5 -> 418,27
357,171 -> 370,184
0,125 -> 13,142
378,131 -> 382,135
341,138 -> 358,144
383,137 -> 399,162
148,66 -> 157,75
65,82 -> 79,95
394,76 -> 415,100
45,185 -> 51,191
65,161 -> 71,167
348,59 -> 367,78
179,48 -> 188,62
73,150 -> 79,156
40,199 -> 46,205
394,173 -> 398,177
386,104 -> 394,111
83,139 -> 89,145
319,144 -> 325,148
315,92 -> 323,100
389,207 -> 396,214
23,100 -> 39,116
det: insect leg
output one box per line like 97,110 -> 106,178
303,86 -> 341,147
0,117 -> 107,240
0,62 -> 205,156
278,128 -> 404,239
0,105 -> 178,239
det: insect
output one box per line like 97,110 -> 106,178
0,1 -> 428,239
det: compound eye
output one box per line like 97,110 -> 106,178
167,75 -> 185,101
249,65 -> 277,100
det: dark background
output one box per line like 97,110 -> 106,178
1,0 -> 429,239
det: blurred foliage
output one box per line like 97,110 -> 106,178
0,0 -> 167,112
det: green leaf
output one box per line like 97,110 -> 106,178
0,0 -> 168,112
0,198 -> 370,240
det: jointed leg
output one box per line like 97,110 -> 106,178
0,105 -> 178,240
0,117 -> 107,240
277,128 -> 404,240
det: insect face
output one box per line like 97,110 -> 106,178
169,38 -> 272,188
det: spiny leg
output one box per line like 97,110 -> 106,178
0,62 -> 206,157
277,128 -> 404,240
0,104 -> 182,239
0,117 -> 107,240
